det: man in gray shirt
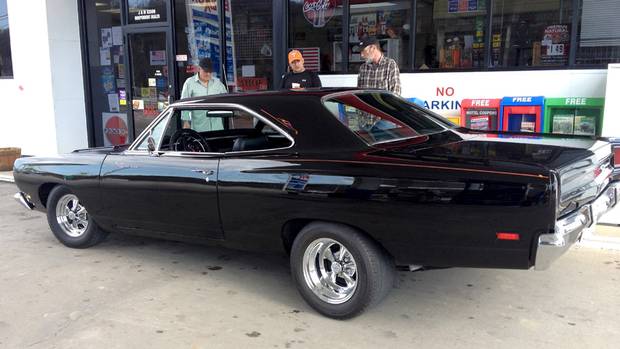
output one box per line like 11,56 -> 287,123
180,58 -> 228,131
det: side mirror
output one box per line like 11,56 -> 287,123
147,136 -> 157,155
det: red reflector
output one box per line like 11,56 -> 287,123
496,232 -> 520,241
614,147 -> 620,168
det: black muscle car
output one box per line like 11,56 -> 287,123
13,89 -> 620,319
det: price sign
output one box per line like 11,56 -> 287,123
547,44 -> 565,56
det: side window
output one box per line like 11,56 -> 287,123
135,112 -> 171,150
181,109 -> 225,132
158,107 -> 293,153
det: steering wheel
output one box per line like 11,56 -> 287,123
169,129 -> 211,152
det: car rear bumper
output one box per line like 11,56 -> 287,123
535,181 -> 619,270
14,192 -> 35,210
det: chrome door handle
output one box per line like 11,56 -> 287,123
192,169 -> 214,176
192,169 -> 215,183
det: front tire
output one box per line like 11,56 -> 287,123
46,185 -> 107,248
290,222 -> 395,319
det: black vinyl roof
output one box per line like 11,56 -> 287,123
170,88 -> 375,152
171,87 -> 365,105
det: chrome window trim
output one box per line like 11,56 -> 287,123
129,107 -> 174,152
128,102 -> 295,156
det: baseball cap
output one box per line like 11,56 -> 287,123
358,36 -> 378,50
288,50 -> 303,64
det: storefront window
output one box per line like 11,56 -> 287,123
0,0 -> 13,78
575,0 -> 620,65
174,0 -> 229,95
491,0 -> 572,68
128,0 -> 168,24
348,0 -> 411,72
230,0 -> 273,91
415,0 -> 487,70
84,0 -> 130,146
289,0 -> 343,73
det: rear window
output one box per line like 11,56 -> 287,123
323,92 -> 450,145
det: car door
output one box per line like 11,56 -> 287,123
99,107 -> 223,240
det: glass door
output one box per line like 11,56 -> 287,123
126,30 -> 174,138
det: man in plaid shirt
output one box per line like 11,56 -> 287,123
357,37 -> 401,95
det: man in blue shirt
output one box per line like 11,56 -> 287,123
180,58 -> 228,131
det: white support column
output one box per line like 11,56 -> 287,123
602,64 -> 620,137
46,0 -> 88,153
0,0 -> 87,156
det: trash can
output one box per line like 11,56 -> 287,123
0,148 -> 21,171
543,97 -> 605,136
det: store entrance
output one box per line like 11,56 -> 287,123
125,29 -> 175,138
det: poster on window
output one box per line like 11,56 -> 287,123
102,112 -> 129,146
101,67 -> 116,93
149,50 -> 167,66
186,0 -> 236,86
349,13 -> 377,42
101,28 -> 113,48
541,24 -> 569,66
100,48 -> 111,66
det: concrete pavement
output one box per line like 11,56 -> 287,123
1,182 -> 619,349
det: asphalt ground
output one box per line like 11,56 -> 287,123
1,182 -> 619,349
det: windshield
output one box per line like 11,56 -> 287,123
323,92 -> 452,145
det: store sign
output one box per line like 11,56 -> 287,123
237,77 -> 268,92
102,113 -> 129,146
303,0 -> 335,28
448,0 -> 481,13
134,8 -> 161,22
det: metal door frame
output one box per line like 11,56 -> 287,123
121,0 -> 177,141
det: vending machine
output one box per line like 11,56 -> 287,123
500,96 -> 545,133
543,97 -> 605,136
460,98 -> 501,131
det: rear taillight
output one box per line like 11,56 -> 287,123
614,146 -> 620,168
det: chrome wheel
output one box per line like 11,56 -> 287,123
302,238 -> 358,304
55,194 -> 89,238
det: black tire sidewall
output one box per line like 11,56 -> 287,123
46,186 -> 101,248
291,222 -> 390,319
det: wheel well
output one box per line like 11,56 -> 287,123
281,219 -> 393,260
38,183 -> 59,208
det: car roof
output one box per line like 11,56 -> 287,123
170,87 -> 366,105
169,88 -> 376,153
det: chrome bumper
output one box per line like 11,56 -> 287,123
535,182 -> 619,270
14,192 -> 35,210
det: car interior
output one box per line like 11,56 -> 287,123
155,108 -> 292,153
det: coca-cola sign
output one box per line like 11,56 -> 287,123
303,0 -> 335,28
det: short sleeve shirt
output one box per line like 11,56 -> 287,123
180,75 -> 228,132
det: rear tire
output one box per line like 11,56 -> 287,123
290,222 -> 395,319
46,185 -> 108,248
